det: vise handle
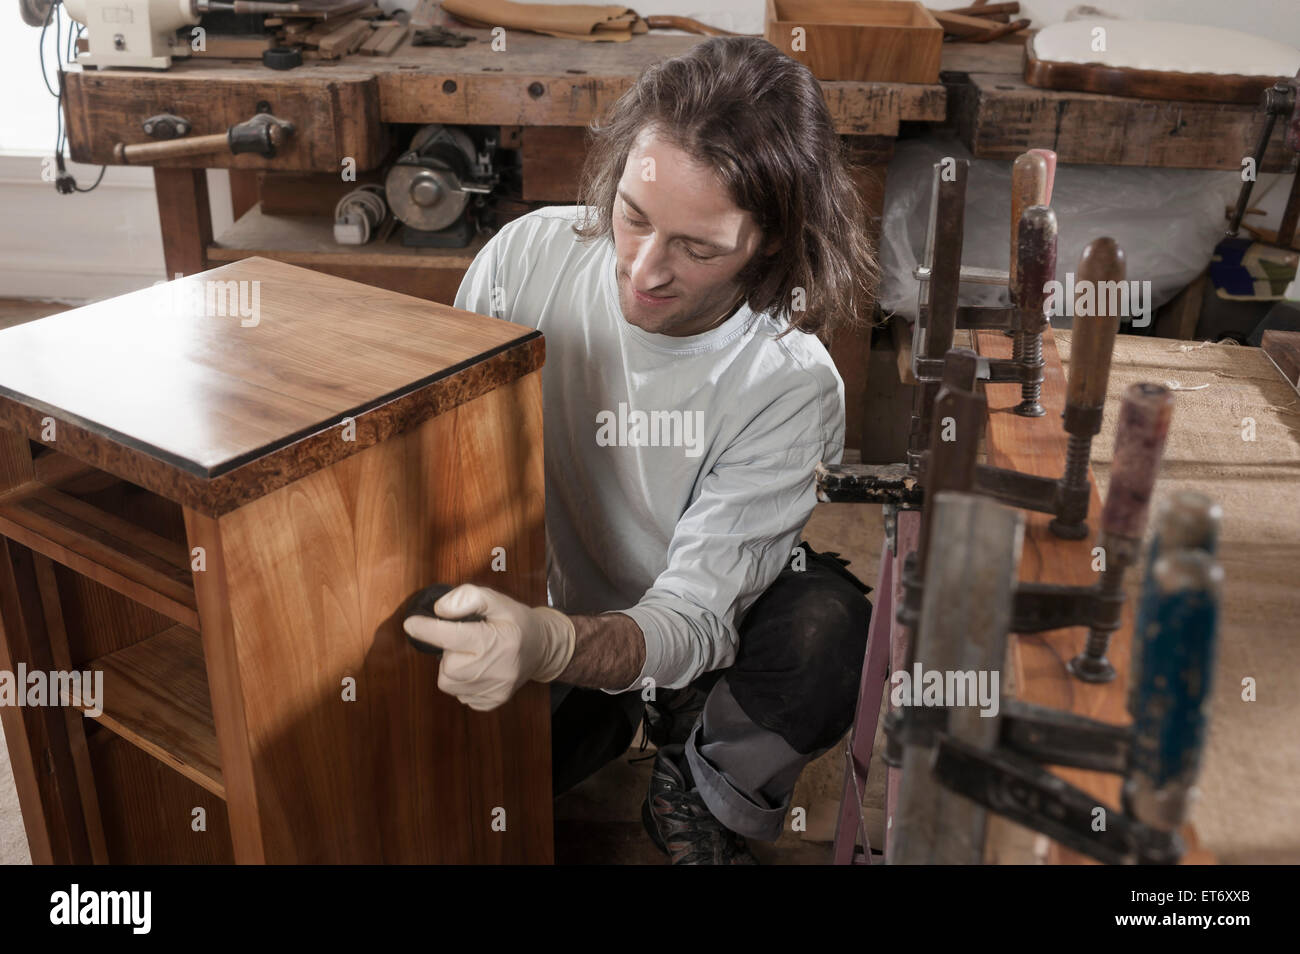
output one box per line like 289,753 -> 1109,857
114,111 -> 296,165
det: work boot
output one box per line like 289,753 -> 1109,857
642,686 -> 708,749
641,744 -> 758,865
640,671 -> 722,749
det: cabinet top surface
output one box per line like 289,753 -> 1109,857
0,257 -> 540,482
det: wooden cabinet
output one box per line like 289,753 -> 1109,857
0,258 -> 551,863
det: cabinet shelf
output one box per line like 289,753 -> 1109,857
75,624 -> 224,799
0,481 -> 197,628
209,204 -> 488,270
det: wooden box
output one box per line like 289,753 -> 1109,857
0,258 -> 551,863
764,0 -> 943,84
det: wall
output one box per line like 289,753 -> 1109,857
0,15 -> 231,302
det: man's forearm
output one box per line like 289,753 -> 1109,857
557,611 -> 646,690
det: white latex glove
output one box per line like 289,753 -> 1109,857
402,584 -> 576,712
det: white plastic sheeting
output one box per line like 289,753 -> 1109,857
875,135 -> 1241,329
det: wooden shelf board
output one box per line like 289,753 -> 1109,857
75,624 -> 224,799
0,482 -> 197,628
974,326 -> 1209,864
209,205 -> 488,270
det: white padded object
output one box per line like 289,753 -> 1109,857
1032,19 -> 1300,77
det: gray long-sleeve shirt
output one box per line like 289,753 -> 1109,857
454,206 -> 845,692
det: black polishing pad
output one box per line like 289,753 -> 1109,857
404,583 -> 486,656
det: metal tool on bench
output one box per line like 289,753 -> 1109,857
411,25 -> 476,47
911,156 -> 1052,417
1007,150 -> 1055,383
385,125 -> 498,248
823,150 -> 1063,514
114,108 -> 296,164
888,489 -> 1221,865
1068,379 -> 1176,680
1125,493 -> 1223,837
955,237 -> 1126,542
901,348 -> 1174,683
832,235 -> 1125,544
334,185 -> 389,245
1226,68 -> 1300,248
911,151 -> 1056,423
62,0 -> 199,69
824,238 -> 1128,861
887,490 -> 1023,864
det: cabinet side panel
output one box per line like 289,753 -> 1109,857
210,370 -> 549,863
440,371 -> 550,863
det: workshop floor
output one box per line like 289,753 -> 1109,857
0,298 -> 889,866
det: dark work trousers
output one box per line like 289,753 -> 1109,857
549,541 -> 872,841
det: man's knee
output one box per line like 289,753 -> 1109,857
728,564 -> 872,754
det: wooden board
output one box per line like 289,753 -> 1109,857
975,327 -> 1208,864
976,328 -> 1124,864
0,257 -> 542,516
317,20 -> 372,57
360,22 -> 408,56
185,371 -> 550,863
943,41 -> 1298,172
1024,36 -> 1286,105
1262,329 -> 1300,394
0,484 -> 197,628
76,625 -> 224,798
190,35 -> 276,59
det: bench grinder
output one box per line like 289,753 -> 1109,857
385,125 -> 498,248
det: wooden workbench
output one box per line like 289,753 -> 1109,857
61,28 -> 945,453
57,31 -> 1294,454
941,42 -> 1297,173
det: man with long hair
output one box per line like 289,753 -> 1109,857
405,36 -> 878,864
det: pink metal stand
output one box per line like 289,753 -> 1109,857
832,509 -> 919,864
